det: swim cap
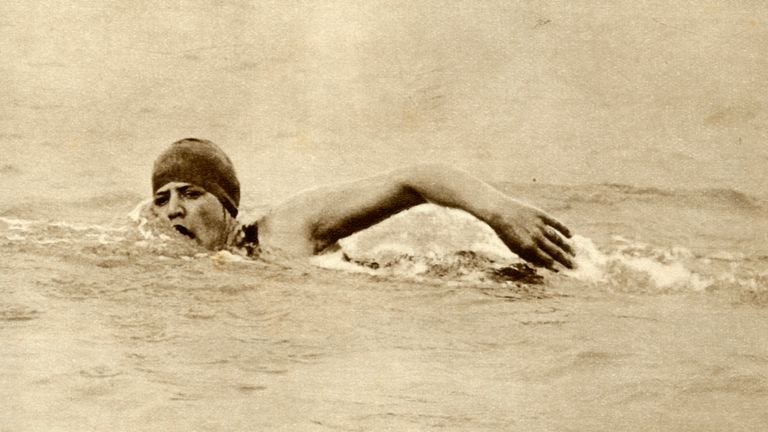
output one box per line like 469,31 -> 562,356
152,138 -> 240,217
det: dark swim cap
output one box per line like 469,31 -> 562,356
152,138 -> 240,217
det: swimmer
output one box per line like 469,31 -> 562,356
149,138 -> 575,270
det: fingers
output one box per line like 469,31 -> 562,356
499,208 -> 576,271
515,246 -> 557,271
539,213 -> 572,238
537,235 -> 575,270
542,226 -> 575,256
512,228 -> 576,271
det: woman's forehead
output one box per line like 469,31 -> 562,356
155,182 -> 197,193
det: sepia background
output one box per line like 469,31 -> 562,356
1,0 -> 766,208
1,1 -> 767,431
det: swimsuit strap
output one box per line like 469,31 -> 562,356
234,221 -> 259,256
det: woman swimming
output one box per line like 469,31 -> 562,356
148,138 -> 575,270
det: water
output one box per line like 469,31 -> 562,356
2,184 -> 767,431
2,2 -> 768,430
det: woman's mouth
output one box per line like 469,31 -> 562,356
173,225 -> 196,239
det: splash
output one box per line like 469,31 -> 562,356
315,233 -> 715,291
1,216 -> 129,245
2,201 -> 762,298
308,204 -> 766,293
310,250 -> 378,275
566,235 -> 721,292
311,247 -> 544,285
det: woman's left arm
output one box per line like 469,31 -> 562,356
265,164 -> 575,269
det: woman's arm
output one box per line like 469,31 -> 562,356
261,164 -> 575,269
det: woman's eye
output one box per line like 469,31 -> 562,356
185,190 -> 203,199
154,196 -> 168,206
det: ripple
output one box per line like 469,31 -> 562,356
0,303 -> 40,321
79,365 -> 122,378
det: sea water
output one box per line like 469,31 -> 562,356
2,1 -> 768,430
1,182 -> 767,431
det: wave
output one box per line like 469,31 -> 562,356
0,163 -> 21,175
128,200 -> 764,298
77,190 -> 146,209
0,190 -> 145,221
2,202 -> 765,304
316,232 -> 767,302
577,184 -> 764,211
312,249 -> 544,285
319,234 -> 708,290
496,182 -> 766,211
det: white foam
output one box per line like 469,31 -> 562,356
0,217 -> 37,231
565,235 -> 609,282
565,235 -> 712,291
368,242 -> 417,257
708,250 -> 745,261
620,256 -> 710,290
49,221 -> 127,232
85,232 -> 125,244
35,238 -> 71,245
310,250 -> 378,275
469,240 -> 515,260
127,198 -> 152,222
210,250 -> 249,264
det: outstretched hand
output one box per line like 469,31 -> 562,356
489,200 -> 575,271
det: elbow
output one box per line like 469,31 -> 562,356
410,162 -> 454,174
392,163 -> 456,182
394,163 -> 470,189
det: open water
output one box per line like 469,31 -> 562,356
2,183 -> 767,431
2,1 -> 767,431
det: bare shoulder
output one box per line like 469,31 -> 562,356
257,196 -> 321,257
254,165 -> 475,257
255,169 -> 418,256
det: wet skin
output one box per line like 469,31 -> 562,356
256,164 -> 576,270
149,165 -> 575,270
152,182 -> 232,249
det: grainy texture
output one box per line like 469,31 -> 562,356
1,1 -> 767,430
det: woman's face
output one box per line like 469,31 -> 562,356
152,182 -> 231,249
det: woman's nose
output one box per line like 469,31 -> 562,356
166,194 -> 185,219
